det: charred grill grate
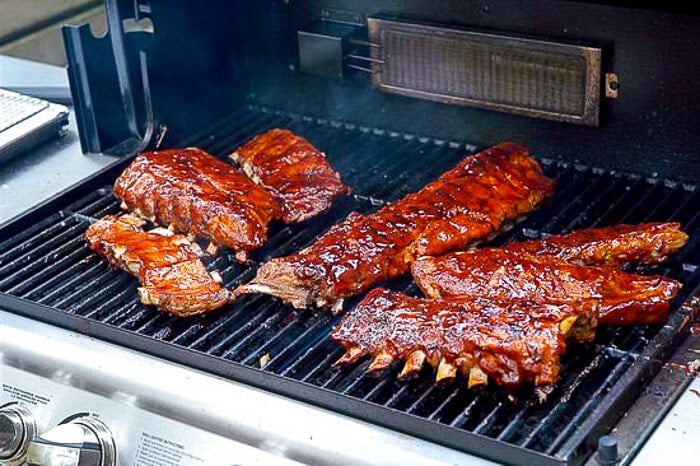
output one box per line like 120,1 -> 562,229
1,105 -> 699,465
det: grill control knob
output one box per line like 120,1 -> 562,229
26,417 -> 115,466
0,404 -> 36,464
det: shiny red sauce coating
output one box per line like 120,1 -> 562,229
331,288 -> 597,387
114,148 -> 280,254
505,222 -> 688,268
230,128 -> 350,223
413,248 -> 681,326
85,215 -> 230,316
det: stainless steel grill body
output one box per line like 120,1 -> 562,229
1,106 -> 698,465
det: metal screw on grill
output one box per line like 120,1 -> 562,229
595,435 -> 619,465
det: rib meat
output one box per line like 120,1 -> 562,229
114,148 -> 280,261
85,214 -> 231,316
230,128 -> 350,223
505,222 -> 688,268
331,288 -> 598,388
412,249 -> 682,326
237,143 -> 555,310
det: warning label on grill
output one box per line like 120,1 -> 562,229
1,384 -> 50,407
136,432 -> 205,466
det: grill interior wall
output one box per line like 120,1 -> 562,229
0,105 -> 698,465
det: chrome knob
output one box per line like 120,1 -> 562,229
0,404 -> 36,464
26,417 -> 115,466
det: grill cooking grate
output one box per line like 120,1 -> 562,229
1,105 -> 699,465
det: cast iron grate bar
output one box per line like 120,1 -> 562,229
428,386 -> 475,423
404,383 -> 451,417
544,357 -> 634,454
0,105 -> 698,466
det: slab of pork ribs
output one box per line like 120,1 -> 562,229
113,147 -> 280,261
504,222 -> 688,268
230,128 -> 350,223
237,143 -> 555,310
412,248 -> 682,326
331,288 -> 599,389
85,214 -> 231,316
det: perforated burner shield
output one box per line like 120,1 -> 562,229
368,17 -> 602,126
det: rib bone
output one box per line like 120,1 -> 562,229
334,346 -> 365,366
399,350 -> 427,379
435,359 -> 458,384
468,367 -> 488,388
367,349 -> 395,373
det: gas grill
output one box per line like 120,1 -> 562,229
1,1 -> 699,465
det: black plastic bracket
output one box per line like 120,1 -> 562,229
62,0 -> 154,155
298,21 -> 363,79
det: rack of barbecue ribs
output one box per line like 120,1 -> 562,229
85,214 -> 231,316
504,222 -> 688,268
230,128 -> 350,223
331,288 -> 599,389
113,130 -> 348,261
412,248 -> 682,326
237,143 -> 556,311
113,147 -> 281,261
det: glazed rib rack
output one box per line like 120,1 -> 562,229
0,106 -> 698,466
